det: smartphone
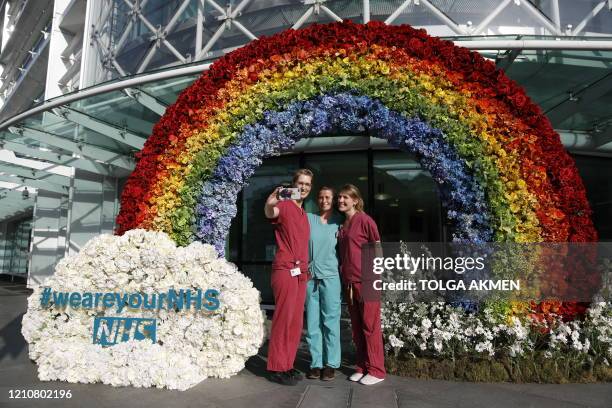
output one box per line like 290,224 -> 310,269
278,187 -> 301,200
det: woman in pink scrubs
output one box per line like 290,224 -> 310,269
337,184 -> 386,385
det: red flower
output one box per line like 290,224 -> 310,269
114,21 -> 598,257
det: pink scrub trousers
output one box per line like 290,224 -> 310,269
346,281 -> 386,379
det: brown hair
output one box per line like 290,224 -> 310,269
292,168 -> 314,184
338,184 -> 364,212
318,186 -> 335,196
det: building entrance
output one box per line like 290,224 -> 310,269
228,149 -> 444,303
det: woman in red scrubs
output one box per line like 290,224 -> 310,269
337,184 -> 386,385
264,169 -> 313,385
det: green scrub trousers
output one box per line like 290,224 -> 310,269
305,212 -> 343,369
305,276 -> 342,368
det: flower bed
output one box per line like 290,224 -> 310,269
385,354 -> 612,383
382,301 -> 612,382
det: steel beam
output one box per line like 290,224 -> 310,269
196,21 -> 226,60
545,72 -> 612,125
195,0 -> 256,60
385,0 -> 412,25
8,126 -> 134,172
113,0 -> 149,55
320,5 -> 343,22
419,0 -> 466,35
572,1 -> 608,36
473,0 -> 512,35
0,160 -> 71,188
520,0 -> 562,35
0,173 -> 67,195
495,47 -> 523,71
0,139 -> 112,176
452,39 -> 612,50
51,107 -> 146,150
123,88 -> 167,116
195,0 -> 204,56
128,0 -> 189,73
292,6 -> 314,30
551,0 -> 561,31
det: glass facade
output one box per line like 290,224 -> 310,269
102,0 -> 612,82
227,149 -> 612,303
0,216 -> 33,277
372,151 -> 442,243
228,149 -> 445,302
573,155 -> 612,242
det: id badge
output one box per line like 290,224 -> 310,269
290,267 -> 301,277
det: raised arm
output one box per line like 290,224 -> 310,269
264,187 -> 282,219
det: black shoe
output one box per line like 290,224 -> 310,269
307,368 -> 321,379
321,366 -> 335,381
269,370 -> 298,386
289,368 -> 304,381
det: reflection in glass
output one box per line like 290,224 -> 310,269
573,155 -> 612,241
236,156 -> 299,263
227,150 -> 447,302
373,151 -> 442,242
1,216 -> 32,276
303,152 -> 369,214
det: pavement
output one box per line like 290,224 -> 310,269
0,278 -> 611,408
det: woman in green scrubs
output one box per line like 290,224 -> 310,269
305,186 -> 343,381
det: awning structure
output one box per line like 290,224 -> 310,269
0,36 -> 611,221
0,63 -> 203,220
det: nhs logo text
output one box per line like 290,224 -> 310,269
92,317 -> 156,346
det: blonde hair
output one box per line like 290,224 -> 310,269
339,184 -> 364,212
292,168 -> 314,184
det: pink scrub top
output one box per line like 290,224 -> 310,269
338,211 -> 380,283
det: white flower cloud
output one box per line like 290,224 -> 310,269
22,229 -> 265,390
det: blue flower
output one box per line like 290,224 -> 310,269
195,92 -> 494,257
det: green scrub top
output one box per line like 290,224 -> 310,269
307,212 -> 343,279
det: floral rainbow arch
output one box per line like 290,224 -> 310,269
115,21 -> 597,251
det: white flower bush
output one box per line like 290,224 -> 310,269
22,229 -> 265,390
382,301 -> 612,363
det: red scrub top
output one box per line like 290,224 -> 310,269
338,211 -> 380,283
270,200 -> 310,276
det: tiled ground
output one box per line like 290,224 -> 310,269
1,279 -> 610,408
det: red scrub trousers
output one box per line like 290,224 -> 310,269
347,282 -> 386,379
267,200 -> 310,372
267,270 -> 307,371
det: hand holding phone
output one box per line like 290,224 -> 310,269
277,187 -> 301,200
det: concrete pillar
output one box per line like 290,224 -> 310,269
80,0 -> 110,88
0,220 -> 8,273
27,168 -> 119,287
27,191 -> 69,287
44,0 -> 72,99
66,169 -> 118,254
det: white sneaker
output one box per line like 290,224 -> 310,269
349,372 -> 364,382
359,374 -> 384,385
